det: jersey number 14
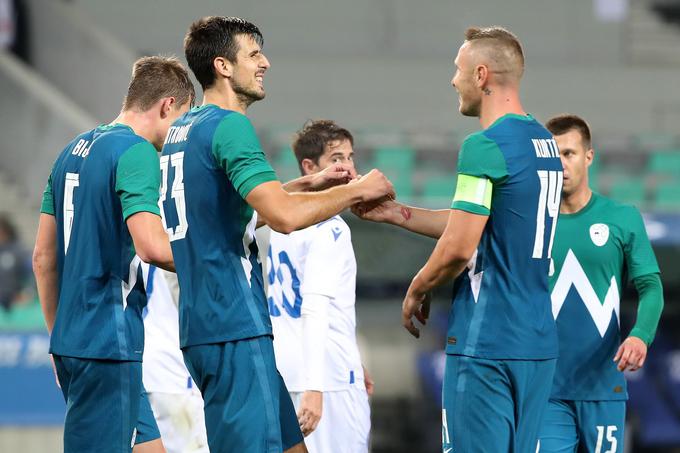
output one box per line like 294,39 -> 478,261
532,170 -> 562,259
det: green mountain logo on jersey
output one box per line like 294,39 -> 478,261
551,250 -> 620,337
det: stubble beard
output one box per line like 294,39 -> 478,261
232,77 -> 265,108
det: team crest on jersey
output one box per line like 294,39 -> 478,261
589,223 -> 609,247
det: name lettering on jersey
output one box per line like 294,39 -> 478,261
531,138 -> 559,158
71,139 -> 92,158
164,122 -> 193,145
551,249 -> 620,337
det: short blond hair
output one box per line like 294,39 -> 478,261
464,26 -> 524,81
122,56 -> 195,112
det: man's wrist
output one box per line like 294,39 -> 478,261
409,272 -> 430,296
389,204 -> 410,227
628,329 -> 651,347
282,174 -> 312,193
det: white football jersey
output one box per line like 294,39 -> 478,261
268,216 -> 364,392
142,265 -> 197,394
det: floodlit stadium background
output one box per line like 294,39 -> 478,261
1,1 -> 679,452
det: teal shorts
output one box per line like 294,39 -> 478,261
538,399 -> 625,452
442,354 -> 556,453
54,356 -> 160,453
183,335 -> 303,453
135,389 -> 162,445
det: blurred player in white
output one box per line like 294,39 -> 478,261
267,120 -> 373,452
142,264 -> 209,453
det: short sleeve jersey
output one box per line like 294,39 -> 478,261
267,217 -> 364,392
41,124 -> 161,361
160,105 -> 278,348
446,114 -> 563,360
550,193 -> 660,400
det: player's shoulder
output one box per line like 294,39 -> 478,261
485,113 -> 550,141
94,124 -> 150,154
312,215 -> 350,241
213,108 -> 254,132
52,127 -> 100,168
461,129 -> 496,150
594,192 -> 640,215
315,215 -> 348,229
593,192 -> 644,225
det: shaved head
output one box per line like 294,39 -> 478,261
464,26 -> 524,85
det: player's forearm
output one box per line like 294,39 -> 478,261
302,294 -> 330,391
630,273 -> 664,346
143,239 -> 175,273
33,214 -> 58,334
413,235 -> 473,293
392,206 -> 450,239
127,212 -> 175,272
33,251 -> 58,334
281,174 -> 314,193
270,185 -> 363,233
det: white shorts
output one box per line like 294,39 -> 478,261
147,391 -> 209,453
291,386 -> 371,453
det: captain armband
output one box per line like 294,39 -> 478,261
451,174 -> 493,215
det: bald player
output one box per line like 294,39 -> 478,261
355,27 -> 562,452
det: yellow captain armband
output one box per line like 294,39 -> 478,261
451,174 -> 493,215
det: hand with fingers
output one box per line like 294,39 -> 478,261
614,336 -> 648,372
402,283 -> 431,338
354,169 -> 395,203
351,198 -> 404,223
308,163 -> 356,191
297,390 -> 323,437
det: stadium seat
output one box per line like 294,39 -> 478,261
373,146 -> 416,198
654,181 -> 680,212
425,176 -> 456,198
273,146 -> 301,182
422,174 -> 456,207
647,150 -> 680,179
608,176 -> 646,206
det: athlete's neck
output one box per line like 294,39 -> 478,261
111,111 -> 159,149
560,187 -> 592,214
202,84 -> 248,114
478,87 -> 525,129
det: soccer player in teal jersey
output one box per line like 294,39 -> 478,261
355,27 -> 562,452
160,17 -> 393,453
32,56 -> 195,453
538,114 -> 664,453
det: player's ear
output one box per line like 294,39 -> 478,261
213,57 -> 232,79
300,158 -> 317,176
475,64 -> 489,89
586,148 -> 594,167
159,97 -> 176,119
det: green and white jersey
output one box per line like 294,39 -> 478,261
550,192 -> 660,400
42,124 -> 160,361
160,105 -> 278,348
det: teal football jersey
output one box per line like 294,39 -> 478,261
160,105 -> 278,348
41,124 -> 161,361
447,114 -> 563,360
550,193 -> 660,400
